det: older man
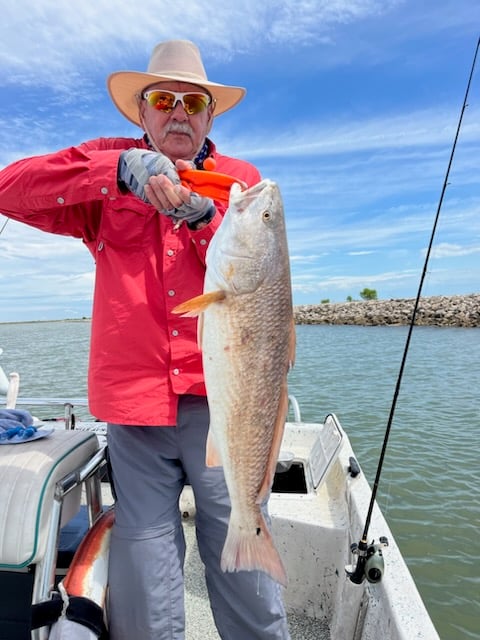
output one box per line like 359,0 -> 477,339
0,40 -> 290,639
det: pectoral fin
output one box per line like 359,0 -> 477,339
205,429 -> 223,467
172,290 -> 226,317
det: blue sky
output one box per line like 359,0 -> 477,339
0,1 -> 479,321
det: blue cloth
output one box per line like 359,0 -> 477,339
0,409 -> 37,441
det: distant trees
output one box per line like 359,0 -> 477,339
359,288 -> 378,300
320,289 -> 379,303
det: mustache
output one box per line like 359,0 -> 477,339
165,122 -> 194,137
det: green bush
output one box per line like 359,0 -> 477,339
359,288 -> 378,300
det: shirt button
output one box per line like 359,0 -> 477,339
57,197 -> 65,204
200,239 -> 207,246
168,290 -> 175,297
173,368 -> 180,375
98,241 -> 104,251
172,329 -> 179,337
100,187 -> 109,195
167,249 -> 174,256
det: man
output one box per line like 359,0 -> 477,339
0,40 -> 290,639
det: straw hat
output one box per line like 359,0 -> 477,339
107,40 -> 246,127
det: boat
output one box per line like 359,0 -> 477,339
0,350 -> 440,639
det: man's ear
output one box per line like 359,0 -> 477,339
205,106 -> 215,135
138,100 -> 147,130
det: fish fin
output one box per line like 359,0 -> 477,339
221,512 -> 287,587
288,319 -> 296,369
257,382 -> 289,503
172,291 -> 226,317
197,312 -> 204,350
205,429 -> 223,467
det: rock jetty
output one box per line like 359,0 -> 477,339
294,294 -> 480,327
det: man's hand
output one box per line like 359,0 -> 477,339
119,151 -> 214,226
118,149 -> 180,203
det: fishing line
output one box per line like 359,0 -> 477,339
348,36 -> 480,583
0,216 -> 9,236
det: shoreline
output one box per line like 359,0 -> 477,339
0,318 -> 91,326
1,294 -> 479,328
294,294 -> 480,327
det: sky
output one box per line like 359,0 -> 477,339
0,1 -> 479,321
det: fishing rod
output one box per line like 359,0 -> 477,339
347,35 -> 480,585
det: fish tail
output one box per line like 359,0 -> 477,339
220,514 -> 287,587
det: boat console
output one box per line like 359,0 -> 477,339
273,412 -> 343,494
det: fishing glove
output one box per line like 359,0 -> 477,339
173,192 -> 216,228
118,149 -> 215,227
118,149 -> 179,203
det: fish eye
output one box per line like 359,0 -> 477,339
262,210 -> 272,221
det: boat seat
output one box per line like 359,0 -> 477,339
0,429 -> 99,569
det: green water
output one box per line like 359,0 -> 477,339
0,321 -> 479,639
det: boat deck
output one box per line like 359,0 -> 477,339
98,484 -> 330,639
182,516 -> 330,639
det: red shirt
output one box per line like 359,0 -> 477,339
0,137 -> 261,425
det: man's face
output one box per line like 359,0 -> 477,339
139,81 -> 214,162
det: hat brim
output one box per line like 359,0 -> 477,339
107,71 -> 246,127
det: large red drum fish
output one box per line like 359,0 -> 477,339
174,179 -> 295,586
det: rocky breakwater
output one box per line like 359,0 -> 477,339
294,294 -> 480,327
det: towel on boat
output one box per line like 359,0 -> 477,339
0,408 -> 37,441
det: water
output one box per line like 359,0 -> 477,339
0,321 -> 479,639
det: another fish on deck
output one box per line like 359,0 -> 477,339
49,508 -> 114,639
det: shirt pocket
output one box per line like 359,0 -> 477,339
99,196 -> 156,251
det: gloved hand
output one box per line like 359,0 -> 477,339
172,192 -> 215,226
119,149 -> 215,226
118,149 -> 180,203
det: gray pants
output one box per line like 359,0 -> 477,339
107,394 -> 290,640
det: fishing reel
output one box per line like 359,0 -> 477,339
346,536 -> 389,584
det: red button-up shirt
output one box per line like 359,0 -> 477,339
0,136 -> 261,425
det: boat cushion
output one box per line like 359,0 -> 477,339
0,429 -> 99,569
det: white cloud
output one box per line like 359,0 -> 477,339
290,248 -> 332,260
238,108 -> 480,160
0,1 -> 399,82
428,242 -> 480,259
1,0 -> 475,89
348,250 -> 375,256
292,268 -> 420,294
0,220 -> 87,259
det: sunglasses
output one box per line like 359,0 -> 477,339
142,89 -> 212,115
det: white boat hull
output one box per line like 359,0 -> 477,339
269,417 -> 439,640
0,361 -> 439,638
